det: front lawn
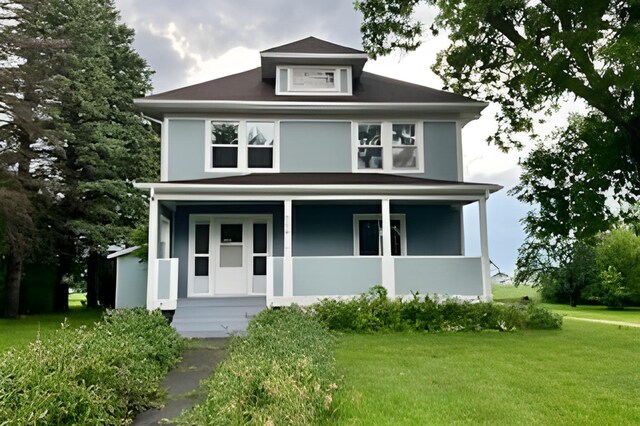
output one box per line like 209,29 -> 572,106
330,321 -> 640,425
0,307 -> 102,352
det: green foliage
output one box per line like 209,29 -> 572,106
586,228 -> 640,308
590,266 -> 629,309
515,238 -> 597,306
311,287 -> 561,332
0,308 -> 184,425
180,307 -> 338,426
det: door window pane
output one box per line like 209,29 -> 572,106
195,257 -> 208,276
221,224 -> 243,243
220,246 -> 243,267
248,148 -> 273,168
253,257 -> 267,276
212,147 -> 238,168
195,224 -> 209,254
253,223 -> 267,253
359,220 -> 380,255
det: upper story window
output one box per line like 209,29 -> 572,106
353,121 -> 423,173
206,120 -> 278,172
276,65 -> 352,96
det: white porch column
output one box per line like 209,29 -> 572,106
146,190 -> 159,310
381,198 -> 395,298
479,192 -> 492,301
283,199 -> 293,298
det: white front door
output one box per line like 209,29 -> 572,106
188,215 -> 272,297
214,221 -> 248,295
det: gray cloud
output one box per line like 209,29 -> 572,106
114,0 -> 364,92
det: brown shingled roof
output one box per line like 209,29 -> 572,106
260,36 -> 365,54
145,68 -> 480,104
168,173 -> 497,187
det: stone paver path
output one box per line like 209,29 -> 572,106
133,338 -> 229,426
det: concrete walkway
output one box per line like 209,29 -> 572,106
133,338 -> 229,426
564,316 -> 640,328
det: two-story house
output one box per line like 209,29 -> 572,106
132,37 -> 501,337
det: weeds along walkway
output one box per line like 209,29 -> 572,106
133,338 -> 228,426
564,317 -> 640,328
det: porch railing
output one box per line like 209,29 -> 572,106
155,258 -> 179,310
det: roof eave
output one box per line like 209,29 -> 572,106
133,99 -> 489,117
134,182 -> 502,196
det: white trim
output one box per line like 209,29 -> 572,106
147,196 -> 159,310
107,246 -> 140,259
134,99 -> 489,115
203,119 -> 280,173
352,214 -> 407,256
276,65 -> 353,96
352,121 -> 424,173
187,214 -> 273,297
161,117 -> 169,181
283,200 -> 293,298
479,193 -> 491,301
268,294 -> 482,307
261,52 -> 369,59
381,199 -> 395,298
153,194 -> 487,203
455,120 -> 463,181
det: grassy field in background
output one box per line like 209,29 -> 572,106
492,284 -> 640,324
0,294 -> 101,353
330,321 -> 640,425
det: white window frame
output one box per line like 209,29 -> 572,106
276,65 -> 352,96
351,121 -> 424,173
204,119 -> 280,173
353,214 -> 407,256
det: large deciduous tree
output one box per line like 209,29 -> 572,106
356,0 -> 640,252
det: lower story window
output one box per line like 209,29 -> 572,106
354,214 -> 405,256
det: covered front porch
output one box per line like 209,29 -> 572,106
140,177 -> 498,313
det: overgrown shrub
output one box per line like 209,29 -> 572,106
312,286 -> 562,332
179,307 -> 337,426
0,308 -> 184,425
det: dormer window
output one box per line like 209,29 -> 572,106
276,65 -> 352,96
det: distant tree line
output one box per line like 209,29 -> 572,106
0,0 -> 158,317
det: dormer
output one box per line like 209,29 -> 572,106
260,37 -> 369,96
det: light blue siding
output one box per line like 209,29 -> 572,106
157,260 -> 171,299
115,256 -> 147,308
167,120 -> 206,181
395,257 -> 482,296
392,204 -> 462,255
272,257 -> 283,297
421,121 -> 458,181
292,257 -> 381,296
280,122 -> 351,172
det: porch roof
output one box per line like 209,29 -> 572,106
135,173 -> 502,199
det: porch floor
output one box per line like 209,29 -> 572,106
171,296 -> 267,338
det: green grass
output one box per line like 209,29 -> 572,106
0,306 -> 103,353
492,283 -> 540,303
493,284 -> 640,325
330,322 -> 640,425
68,292 -> 87,308
542,304 -> 640,324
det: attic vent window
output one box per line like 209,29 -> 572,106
276,65 -> 352,96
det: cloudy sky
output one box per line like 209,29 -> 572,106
112,0 -> 553,275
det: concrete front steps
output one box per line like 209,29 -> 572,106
171,296 -> 267,338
